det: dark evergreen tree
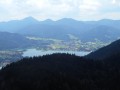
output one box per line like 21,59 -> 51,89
0,53 -> 120,90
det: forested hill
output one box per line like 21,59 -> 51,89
86,39 -> 120,60
0,32 -> 32,50
0,53 -> 120,90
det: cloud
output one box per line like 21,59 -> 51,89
112,0 -> 116,4
0,0 -> 120,21
78,0 -> 101,17
111,0 -> 120,5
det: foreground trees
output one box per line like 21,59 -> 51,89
0,53 -> 120,90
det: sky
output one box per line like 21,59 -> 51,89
0,0 -> 120,21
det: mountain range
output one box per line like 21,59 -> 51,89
0,17 -> 120,42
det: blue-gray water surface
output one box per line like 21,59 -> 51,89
23,49 -> 91,57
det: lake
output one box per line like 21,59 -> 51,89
23,49 -> 91,57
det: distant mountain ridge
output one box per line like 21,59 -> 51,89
81,25 -> 120,42
0,17 -> 120,42
0,17 -> 39,32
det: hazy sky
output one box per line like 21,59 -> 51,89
0,0 -> 120,21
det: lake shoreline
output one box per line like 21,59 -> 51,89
22,48 -> 91,57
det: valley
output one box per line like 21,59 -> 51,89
0,17 -> 118,69
26,35 -> 109,51
0,36 -> 107,69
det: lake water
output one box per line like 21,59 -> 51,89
23,49 -> 91,57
